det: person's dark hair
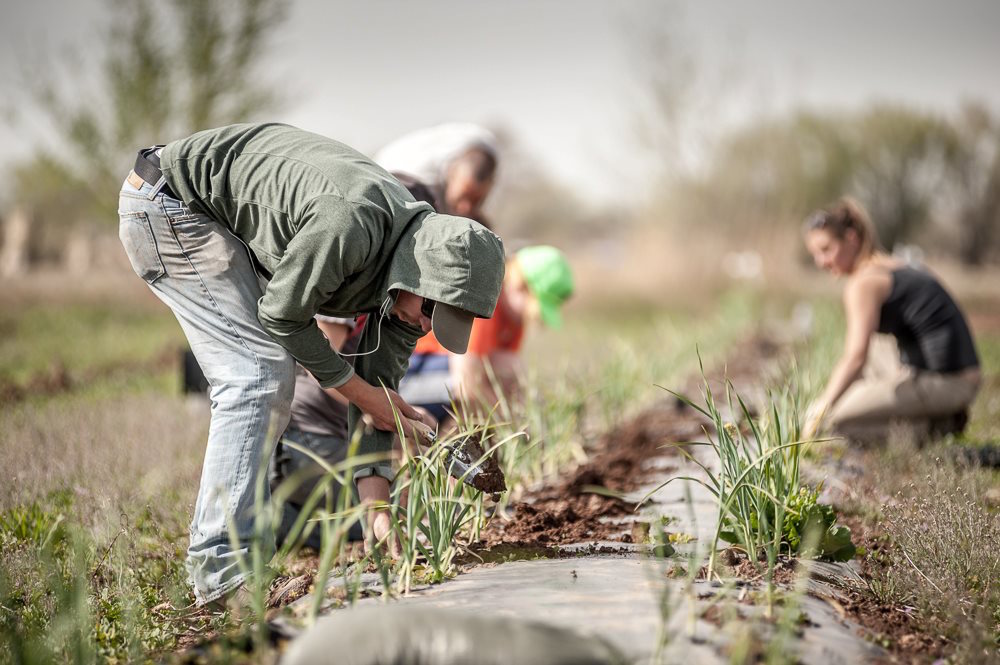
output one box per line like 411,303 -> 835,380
471,211 -> 493,231
393,172 -> 438,209
393,171 -> 494,230
803,197 -> 882,256
454,147 -> 497,183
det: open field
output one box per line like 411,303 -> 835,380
1,264 -> 999,663
3,1 -> 999,662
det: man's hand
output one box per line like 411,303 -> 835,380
357,475 -> 400,558
384,388 -> 437,436
334,375 -> 436,444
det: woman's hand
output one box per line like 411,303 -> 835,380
803,400 -> 829,439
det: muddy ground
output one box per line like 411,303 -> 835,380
476,401 -> 702,548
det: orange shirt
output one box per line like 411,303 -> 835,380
468,290 -> 523,354
414,330 -> 448,354
413,290 -> 523,356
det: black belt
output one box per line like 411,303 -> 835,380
133,146 -> 178,198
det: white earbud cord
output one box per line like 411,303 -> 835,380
336,295 -> 393,358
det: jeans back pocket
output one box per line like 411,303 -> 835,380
119,211 -> 166,283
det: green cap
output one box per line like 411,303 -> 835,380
515,245 -> 574,328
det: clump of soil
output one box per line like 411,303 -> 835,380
451,435 -> 507,495
492,496 -> 631,547
698,549 -> 800,586
837,584 -> 946,659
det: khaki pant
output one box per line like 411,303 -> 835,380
827,335 -> 981,443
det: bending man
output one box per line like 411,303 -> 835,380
117,122 -> 505,607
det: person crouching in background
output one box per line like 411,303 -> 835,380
401,245 -> 574,425
802,197 -> 980,444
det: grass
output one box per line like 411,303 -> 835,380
967,329 -> 1000,442
0,292 -> 221,661
0,389 -> 206,517
273,437 -> 372,622
1,492 -> 208,661
12,269 -> 995,662
0,279 -> 768,662
390,430 -> 494,592
875,459 -> 999,661
0,303 -> 182,388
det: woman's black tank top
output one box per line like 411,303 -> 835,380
877,266 -> 979,372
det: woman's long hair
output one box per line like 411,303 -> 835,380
803,197 -> 883,258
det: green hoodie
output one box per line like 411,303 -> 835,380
160,123 -> 505,475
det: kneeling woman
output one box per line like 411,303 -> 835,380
803,198 -> 980,442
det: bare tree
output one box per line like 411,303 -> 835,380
848,105 -> 961,250
9,0 -> 289,231
948,103 -> 1000,265
625,1 -> 699,186
670,104 -> 994,262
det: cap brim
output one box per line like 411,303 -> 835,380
538,297 -> 563,329
431,303 -> 476,354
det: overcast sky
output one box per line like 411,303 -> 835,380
2,0 -> 999,204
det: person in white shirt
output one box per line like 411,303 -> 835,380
375,122 -> 499,221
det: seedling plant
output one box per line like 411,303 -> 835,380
390,425 -> 513,593
642,357 -> 854,613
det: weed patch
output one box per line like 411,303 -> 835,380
867,463 -> 1000,662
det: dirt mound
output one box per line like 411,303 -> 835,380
479,400 -> 709,548
476,334 -> 783,551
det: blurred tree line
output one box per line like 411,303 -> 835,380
664,103 -> 1000,266
1,0 -> 287,269
627,3 -> 1000,267
3,0 -> 998,270
485,127 -> 624,248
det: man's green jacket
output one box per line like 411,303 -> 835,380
161,123 -> 505,479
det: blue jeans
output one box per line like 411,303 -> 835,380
118,172 -> 295,604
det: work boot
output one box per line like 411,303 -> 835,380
206,583 -> 258,619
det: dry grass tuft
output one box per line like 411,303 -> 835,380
868,447 -> 1000,663
1,391 -> 208,537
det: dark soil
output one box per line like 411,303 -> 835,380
475,334 -> 783,552
697,548 -> 801,587
837,583 -> 946,662
451,435 -> 507,495
477,399 -> 710,549
828,505 -> 950,662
